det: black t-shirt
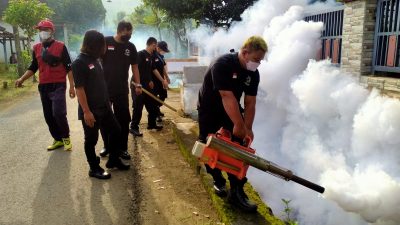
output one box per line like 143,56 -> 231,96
152,52 -> 166,75
102,36 -> 138,97
198,53 -> 260,116
28,40 -> 72,73
72,53 -> 110,120
152,52 -> 166,85
135,49 -> 154,88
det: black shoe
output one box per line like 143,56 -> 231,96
89,167 -> 111,179
100,148 -> 109,157
120,151 -> 131,160
156,116 -> 163,122
228,186 -> 258,213
106,159 -> 130,170
213,183 -> 228,197
159,112 -> 164,117
129,128 -> 143,136
147,124 -> 163,130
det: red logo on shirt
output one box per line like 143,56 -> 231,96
232,73 -> 238,79
107,46 -> 115,51
88,64 -> 95,70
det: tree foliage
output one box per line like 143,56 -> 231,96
144,0 -> 256,27
43,0 -> 106,34
2,0 -> 54,41
129,3 -> 168,40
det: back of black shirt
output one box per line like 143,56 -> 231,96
72,53 -> 110,120
102,36 -> 138,97
198,53 -> 260,115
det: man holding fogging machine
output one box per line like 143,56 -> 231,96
197,36 -> 267,212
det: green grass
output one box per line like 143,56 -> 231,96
0,64 -> 37,103
172,123 -> 285,225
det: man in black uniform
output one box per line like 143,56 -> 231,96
130,37 -> 162,135
99,21 -> 140,160
152,41 -> 170,122
197,36 -> 268,212
72,30 -> 130,179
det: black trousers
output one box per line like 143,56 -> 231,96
130,88 -> 158,129
153,79 -> 168,113
38,82 -> 70,141
100,94 -> 130,152
82,107 -> 121,167
198,109 -> 246,188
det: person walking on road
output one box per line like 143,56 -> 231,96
72,30 -> 130,179
15,19 -> 75,151
99,21 -> 140,160
197,36 -> 268,212
129,37 -> 162,136
152,41 -> 170,122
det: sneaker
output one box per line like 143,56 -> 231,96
213,183 -> 228,197
159,112 -> 165,117
129,128 -> 143,137
62,137 -> 72,151
47,140 -> 64,151
100,148 -> 109,157
228,185 -> 258,213
120,151 -> 131,160
89,167 -> 111,179
147,124 -> 163,130
156,116 -> 162,123
106,159 -> 130,170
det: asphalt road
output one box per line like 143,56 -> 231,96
0,93 -> 138,225
0,90 -> 220,225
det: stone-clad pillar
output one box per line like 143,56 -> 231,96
341,0 -> 377,76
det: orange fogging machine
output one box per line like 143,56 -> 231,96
192,129 -> 325,194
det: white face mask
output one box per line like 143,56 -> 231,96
39,31 -> 52,41
246,60 -> 260,72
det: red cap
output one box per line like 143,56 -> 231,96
35,19 -> 55,31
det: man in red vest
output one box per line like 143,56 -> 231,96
15,19 -> 75,151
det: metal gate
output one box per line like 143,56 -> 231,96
373,0 -> 400,73
304,5 -> 344,64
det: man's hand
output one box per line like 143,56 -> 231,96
246,128 -> 254,140
84,111 -> 96,128
233,123 -> 247,139
15,78 -> 24,88
69,87 -> 76,98
162,79 -> 169,89
165,76 -> 170,84
149,81 -> 154,89
135,86 -> 142,95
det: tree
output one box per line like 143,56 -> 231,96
129,4 -> 167,40
3,0 -> 54,77
114,11 -> 127,25
145,0 -> 256,28
43,0 -> 106,34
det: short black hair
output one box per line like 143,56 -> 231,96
146,37 -> 157,46
117,20 -> 133,33
81,30 -> 105,58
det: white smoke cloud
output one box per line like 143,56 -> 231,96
192,0 -> 400,224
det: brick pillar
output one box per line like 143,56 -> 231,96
341,0 -> 377,76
